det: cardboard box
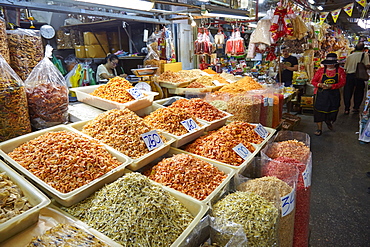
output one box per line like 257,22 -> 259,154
162,62 -> 182,72
74,45 -> 86,58
83,31 -> 108,46
85,45 -> 109,58
300,96 -> 314,107
107,31 -> 119,44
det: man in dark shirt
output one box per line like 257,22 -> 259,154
276,46 -> 298,86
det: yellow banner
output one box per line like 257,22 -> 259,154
356,0 -> 367,8
343,3 -> 354,17
319,12 -> 329,24
331,9 -> 341,23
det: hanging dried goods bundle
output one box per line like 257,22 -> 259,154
0,172 -> 32,224
238,176 -> 295,247
26,224 -> 109,247
82,108 -> 166,159
169,98 -> 227,122
62,173 -> 194,247
8,131 -> 122,193
145,153 -> 227,200
265,140 -> 310,163
90,77 -> 135,103
143,107 -> 202,136
211,191 -> 279,247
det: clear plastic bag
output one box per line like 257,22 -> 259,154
0,17 -> 10,64
6,28 -> 44,81
24,45 -> 69,130
0,54 -> 31,142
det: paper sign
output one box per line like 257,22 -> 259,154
226,79 -> 234,83
212,80 -> 223,86
181,118 -> 200,132
232,143 -> 251,160
263,97 -> 269,106
141,130 -> 164,151
302,162 -> 312,188
254,124 -> 269,139
127,88 -> 144,99
268,97 -> 274,106
281,188 -> 296,217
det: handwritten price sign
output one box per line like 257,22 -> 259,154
141,130 -> 164,151
181,118 -> 200,132
281,189 -> 296,217
254,124 -> 269,139
127,88 -> 144,100
302,162 -> 312,188
232,143 -> 251,160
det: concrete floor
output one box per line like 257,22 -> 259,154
291,108 -> 370,247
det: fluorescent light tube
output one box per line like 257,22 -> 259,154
202,12 -> 253,20
75,0 -> 154,11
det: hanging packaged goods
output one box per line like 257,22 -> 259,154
225,28 -> 245,56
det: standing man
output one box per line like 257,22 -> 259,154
276,46 -> 299,87
343,42 -> 370,114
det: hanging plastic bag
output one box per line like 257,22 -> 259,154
0,54 -> 31,142
24,45 -> 69,130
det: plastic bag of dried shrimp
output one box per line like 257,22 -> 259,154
0,54 -> 31,142
24,44 -> 69,130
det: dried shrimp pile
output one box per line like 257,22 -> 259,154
90,77 -> 135,103
218,76 -> 262,94
158,70 -> 186,83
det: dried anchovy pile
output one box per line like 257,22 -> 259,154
218,76 -> 262,94
82,108 -> 166,159
185,122 -> 263,166
169,98 -> 227,122
0,172 -> 32,224
90,77 -> 135,103
26,82 -> 69,130
145,153 -> 227,200
265,140 -> 310,163
143,107 -> 202,136
211,191 -> 279,247
26,224 -> 109,247
227,94 -> 261,123
62,173 -> 194,247
8,131 -> 122,193
0,79 -> 31,142
158,70 -> 186,83
237,176 -> 295,247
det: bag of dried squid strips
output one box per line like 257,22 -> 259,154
0,54 -> 31,142
24,44 -> 69,130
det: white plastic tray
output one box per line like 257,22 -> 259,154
154,96 -> 185,106
0,160 -> 50,243
0,125 -> 132,207
177,124 -> 276,171
69,120 -> 176,171
0,206 -> 121,247
146,148 -> 236,205
70,85 -> 158,112
158,80 -> 191,89
168,86 -> 216,95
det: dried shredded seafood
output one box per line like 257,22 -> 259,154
187,81 -> 205,88
227,94 -> 262,123
0,172 -> 32,224
143,107 -> 202,136
195,75 -> 216,86
169,98 -> 227,122
177,69 -> 203,80
265,140 -> 310,163
8,131 -> 122,193
82,108 -> 166,159
185,121 -> 263,166
218,76 -> 262,94
145,153 -> 227,200
62,173 -> 194,247
211,191 -> 279,247
26,224 -> 109,247
90,77 -> 135,103
158,70 -> 186,83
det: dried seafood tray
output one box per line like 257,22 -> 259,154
0,160 -> 50,243
69,120 -> 176,171
158,79 -> 192,89
168,85 -> 221,95
70,85 -> 158,112
153,96 -> 185,106
0,206 -> 121,247
0,125 -> 132,207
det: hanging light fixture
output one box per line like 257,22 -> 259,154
189,13 -> 197,27
75,0 -> 154,11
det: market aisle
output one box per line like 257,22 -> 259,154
293,110 -> 370,246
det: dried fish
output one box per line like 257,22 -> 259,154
0,172 -> 32,224
62,173 -> 194,247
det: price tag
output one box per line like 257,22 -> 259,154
254,124 -> 269,139
200,71 -> 209,76
268,97 -> 274,106
212,80 -> 223,86
302,162 -> 312,188
127,88 -> 144,100
141,130 -> 164,151
232,143 -> 251,160
263,97 -> 269,106
281,188 -> 296,217
180,118 -> 200,132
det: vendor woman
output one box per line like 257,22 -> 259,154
96,54 -> 126,82
311,53 -> 346,136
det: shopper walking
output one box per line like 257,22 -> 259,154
311,53 -> 346,136
343,42 -> 370,114
276,46 -> 298,87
